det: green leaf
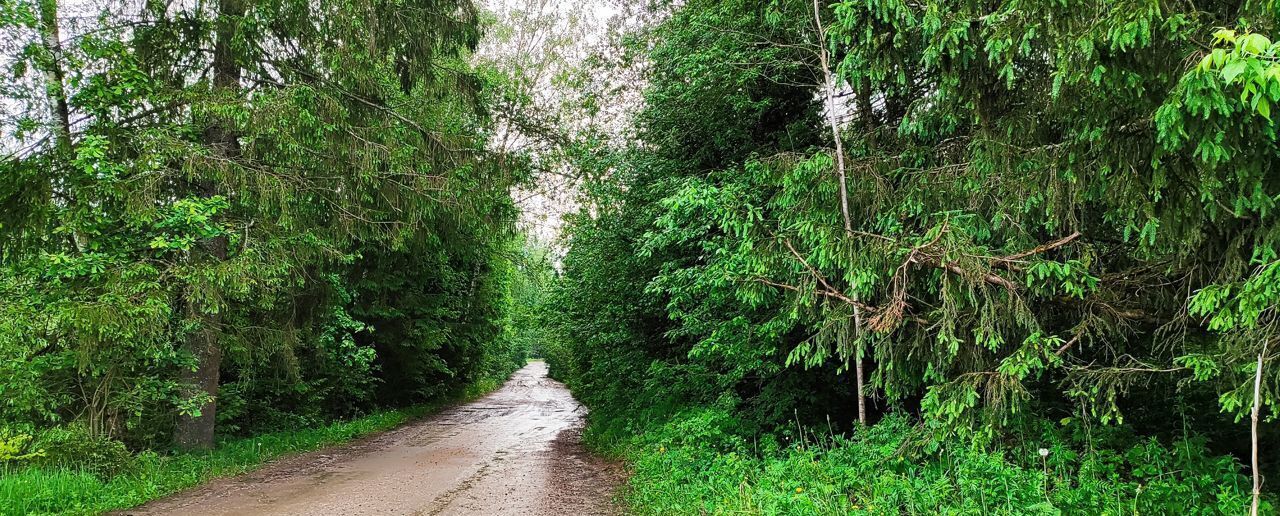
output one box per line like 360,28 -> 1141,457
1221,59 -> 1248,83
1239,33 -> 1273,55
1212,28 -> 1237,45
1197,53 -> 1214,72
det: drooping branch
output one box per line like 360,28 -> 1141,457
913,229 -> 1083,292
780,237 -> 879,315
914,254 -> 1021,291
1055,334 -> 1081,356
753,276 -> 868,311
994,231 -> 1082,269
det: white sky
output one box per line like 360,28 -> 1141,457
477,0 -> 637,249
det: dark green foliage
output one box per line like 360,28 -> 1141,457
550,0 -> 1280,513
0,0 -> 530,479
28,427 -> 134,479
624,413 -> 1260,514
550,0 -> 843,441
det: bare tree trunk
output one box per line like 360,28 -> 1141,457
852,303 -> 866,425
35,0 -> 86,255
174,0 -> 241,451
812,0 -> 866,426
1251,349 -> 1264,516
175,293 -> 225,449
36,0 -> 72,153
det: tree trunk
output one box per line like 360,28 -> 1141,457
812,0 -> 866,426
174,292 -> 225,449
37,0 -> 72,153
174,0 -> 241,451
852,305 -> 866,426
35,0 -> 84,255
1251,349 -> 1264,516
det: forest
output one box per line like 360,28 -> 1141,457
0,0 -> 536,512
542,0 -> 1280,513
2,0 -> 1279,514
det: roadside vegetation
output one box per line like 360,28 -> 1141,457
544,0 -> 1280,514
0,0 -> 547,513
4,0 -> 1280,514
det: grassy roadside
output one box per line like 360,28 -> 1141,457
0,379 -> 505,516
588,410 -> 1268,515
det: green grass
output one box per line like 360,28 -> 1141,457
0,394 -> 481,515
601,409 -> 1268,515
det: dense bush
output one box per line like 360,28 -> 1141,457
623,414 -> 1262,515
28,427 -> 134,479
0,430 -> 41,467
549,0 -> 1279,513
0,0 -> 532,484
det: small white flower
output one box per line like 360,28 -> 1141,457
1038,448 -> 1050,457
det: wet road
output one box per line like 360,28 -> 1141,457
125,362 -> 620,515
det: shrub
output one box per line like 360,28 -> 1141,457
0,429 -> 42,466
30,427 -> 135,478
619,414 -> 1268,515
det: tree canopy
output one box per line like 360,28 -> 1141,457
0,0 -> 528,451
547,0 -> 1278,512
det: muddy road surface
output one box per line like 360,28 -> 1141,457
125,362 -> 620,516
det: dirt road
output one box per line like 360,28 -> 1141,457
125,362 -> 620,515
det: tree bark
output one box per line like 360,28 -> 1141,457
36,0 -> 72,153
812,0 -> 866,426
852,305 -> 866,426
174,0 -> 241,451
1251,349 -> 1264,516
175,289 -> 225,449
35,0 -> 85,255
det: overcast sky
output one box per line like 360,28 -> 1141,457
477,0 -> 635,248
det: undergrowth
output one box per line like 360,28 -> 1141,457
597,409 -> 1269,515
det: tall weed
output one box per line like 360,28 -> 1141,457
618,412 -> 1266,515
